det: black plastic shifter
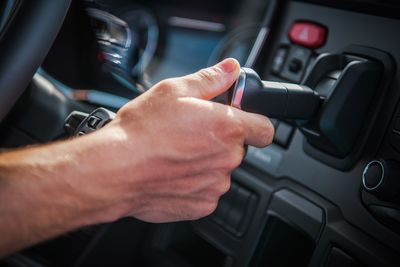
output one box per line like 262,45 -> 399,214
64,46 -> 388,162
230,68 -> 322,120
230,45 -> 389,160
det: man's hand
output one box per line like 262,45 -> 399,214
90,58 -> 274,223
0,59 -> 274,257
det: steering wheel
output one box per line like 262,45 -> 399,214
0,0 -> 72,122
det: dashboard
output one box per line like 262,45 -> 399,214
2,0 -> 400,266
83,0 -> 269,93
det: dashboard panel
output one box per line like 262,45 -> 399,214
193,1 -> 400,266
90,0 -> 269,91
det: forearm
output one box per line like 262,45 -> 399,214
0,137 -> 109,258
0,58 -> 273,258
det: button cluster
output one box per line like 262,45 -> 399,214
271,21 -> 327,83
268,21 -> 327,149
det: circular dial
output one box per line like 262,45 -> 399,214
362,159 -> 400,202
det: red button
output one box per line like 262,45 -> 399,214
288,22 -> 327,49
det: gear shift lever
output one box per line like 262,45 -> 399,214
230,68 -> 322,120
66,68 -> 323,136
230,47 -> 387,159
65,47 -> 386,160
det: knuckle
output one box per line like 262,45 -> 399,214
215,115 -> 244,141
230,120 -> 245,139
225,151 -> 245,170
116,106 -> 128,118
117,106 -> 134,121
263,119 -> 275,145
217,177 -> 231,195
155,78 -> 176,96
197,67 -> 220,84
201,201 -> 219,217
193,68 -> 219,98
251,116 -> 275,147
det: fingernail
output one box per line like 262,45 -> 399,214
219,58 -> 239,73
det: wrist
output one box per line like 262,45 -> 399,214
57,125 -> 145,224
0,141 -> 104,254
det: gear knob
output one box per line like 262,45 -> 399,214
230,68 -> 322,120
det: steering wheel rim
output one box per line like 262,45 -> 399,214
0,0 -> 72,122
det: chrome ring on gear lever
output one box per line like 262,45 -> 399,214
230,68 -> 322,120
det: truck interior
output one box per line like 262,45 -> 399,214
0,0 -> 400,266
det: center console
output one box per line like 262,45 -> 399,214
51,1 -> 400,266
191,1 -> 400,266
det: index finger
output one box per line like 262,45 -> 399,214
232,108 -> 275,148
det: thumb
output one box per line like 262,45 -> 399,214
180,58 -> 241,100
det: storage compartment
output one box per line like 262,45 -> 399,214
143,224 -> 227,267
250,214 -> 316,266
249,189 -> 324,266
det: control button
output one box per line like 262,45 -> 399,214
274,122 -> 294,148
362,160 -> 384,190
288,58 -> 303,74
87,116 -> 101,129
280,45 -> 311,83
288,21 -> 327,49
362,159 -> 400,201
272,47 -> 288,74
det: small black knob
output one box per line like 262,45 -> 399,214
362,159 -> 400,202
288,58 -> 303,74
